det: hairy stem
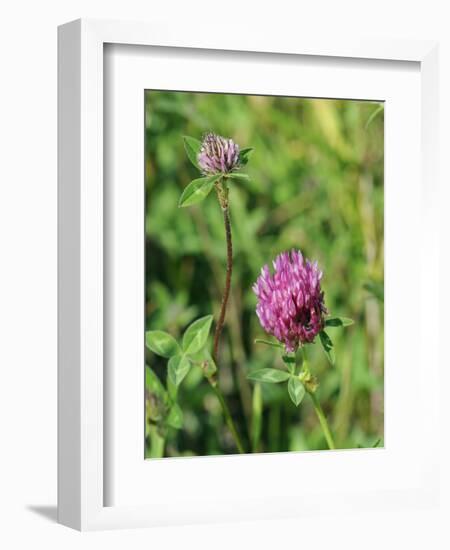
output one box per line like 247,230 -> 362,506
307,391 -> 336,450
190,208 -> 251,441
212,200 -> 233,364
198,181 -> 244,454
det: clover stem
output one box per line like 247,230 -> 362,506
300,346 -> 336,450
212,181 -> 233,363
307,390 -> 336,450
210,381 -> 245,454
206,180 -> 245,453
147,425 -> 165,458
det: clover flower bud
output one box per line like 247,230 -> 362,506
198,133 -> 240,175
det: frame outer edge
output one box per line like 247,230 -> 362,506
57,17 -> 440,530
80,18 -> 105,530
419,44 -> 440,498
85,17 -> 435,62
57,19 -> 82,530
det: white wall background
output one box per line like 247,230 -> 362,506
0,1 -> 448,548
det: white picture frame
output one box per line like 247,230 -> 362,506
58,18 -> 439,531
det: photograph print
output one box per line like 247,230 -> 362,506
144,90 -> 384,458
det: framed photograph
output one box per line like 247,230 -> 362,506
58,19 -> 439,530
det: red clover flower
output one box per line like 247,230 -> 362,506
253,250 -> 327,352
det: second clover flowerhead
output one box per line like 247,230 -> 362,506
253,250 -> 327,352
197,133 -> 240,175
180,133 -> 252,208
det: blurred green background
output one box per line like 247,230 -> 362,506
145,91 -> 384,457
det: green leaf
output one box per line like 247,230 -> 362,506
183,135 -> 202,169
182,315 -> 213,354
166,403 -> 183,429
227,172 -> 250,184
178,175 -> 218,207
145,330 -> 180,358
168,354 -> 191,386
325,317 -> 354,328
254,338 -> 284,349
319,330 -> 335,365
373,438 -> 382,448
247,368 -> 290,383
238,147 -> 254,165
288,377 -> 305,406
145,365 -> 166,397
